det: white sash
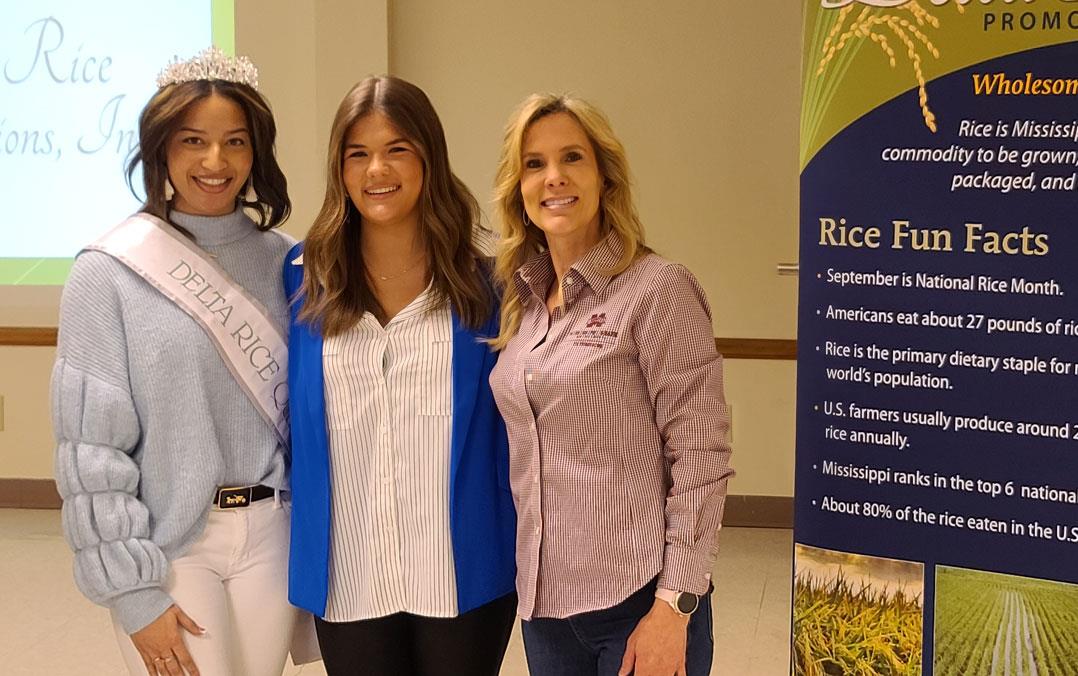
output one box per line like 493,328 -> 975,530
85,214 -> 289,447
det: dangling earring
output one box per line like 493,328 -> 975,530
244,179 -> 258,203
522,208 -> 533,227
164,177 -> 175,201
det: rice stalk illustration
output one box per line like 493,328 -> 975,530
815,0 -> 959,133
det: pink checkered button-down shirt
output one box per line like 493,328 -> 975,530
491,233 -> 734,620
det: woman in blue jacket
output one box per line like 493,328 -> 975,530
283,76 -> 516,676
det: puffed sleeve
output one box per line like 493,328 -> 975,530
634,262 -> 735,595
51,253 -> 172,633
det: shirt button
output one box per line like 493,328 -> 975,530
534,525 -> 541,535
526,372 -> 534,382
565,276 -> 574,285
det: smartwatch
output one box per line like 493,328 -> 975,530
656,588 -> 701,617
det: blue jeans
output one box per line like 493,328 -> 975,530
520,578 -> 714,676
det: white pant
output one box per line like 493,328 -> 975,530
113,497 -> 300,676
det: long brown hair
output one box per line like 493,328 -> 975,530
126,79 -> 290,231
490,94 -> 649,349
298,76 -> 492,335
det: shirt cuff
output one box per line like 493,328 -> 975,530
657,544 -> 711,595
110,587 -> 174,634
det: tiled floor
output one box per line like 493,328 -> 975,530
0,509 -> 791,675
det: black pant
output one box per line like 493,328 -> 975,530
315,592 -> 517,676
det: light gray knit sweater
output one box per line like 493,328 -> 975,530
51,208 -> 295,633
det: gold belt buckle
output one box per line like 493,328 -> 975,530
217,486 -> 253,509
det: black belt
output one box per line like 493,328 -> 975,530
214,485 -> 275,509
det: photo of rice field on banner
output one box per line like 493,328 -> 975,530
933,566 -> 1078,676
794,544 -> 924,676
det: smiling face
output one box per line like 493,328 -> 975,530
166,94 -> 253,216
520,112 -> 604,248
341,111 -> 425,231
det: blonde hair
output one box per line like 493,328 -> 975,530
298,76 -> 492,334
490,94 -> 649,350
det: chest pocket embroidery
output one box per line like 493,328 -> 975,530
569,313 -> 618,349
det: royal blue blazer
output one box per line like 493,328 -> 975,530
283,243 -> 517,617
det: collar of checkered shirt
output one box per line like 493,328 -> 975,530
513,230 -> 624,302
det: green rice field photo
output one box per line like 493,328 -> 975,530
933,566 -> 1078,675
793,544 -> 924,675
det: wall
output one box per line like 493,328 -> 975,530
238,0 -> 390,239
0,0 -> 800,499
388,0 -> 801,496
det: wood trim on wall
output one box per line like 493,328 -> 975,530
715,338 -> 796,361
0,479 -> 794,527
1,328 -> 798,360
722,495 -> 794,529
0,327 -> 57,346
0,479 -> 61,509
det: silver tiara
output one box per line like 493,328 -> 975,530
155,47 -> 259,90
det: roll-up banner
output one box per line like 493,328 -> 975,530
796,2 -> 1078,674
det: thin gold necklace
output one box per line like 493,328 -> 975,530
369,254 -> 425,282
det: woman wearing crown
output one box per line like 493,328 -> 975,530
51,48 -> 303,676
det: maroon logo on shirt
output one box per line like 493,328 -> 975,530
585,313 -> 607,328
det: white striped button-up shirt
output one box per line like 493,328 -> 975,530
321,288 -> 458,621
491,233 -> 734,620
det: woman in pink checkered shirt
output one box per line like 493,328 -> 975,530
488,94 -> 735,676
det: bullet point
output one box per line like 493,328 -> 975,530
815,346 -> 820,352
816,310 -> 821,315
812,500 -> 817,506
816,273 -> 821,279
814,405 -> 819,411
813,465 -> 818,470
